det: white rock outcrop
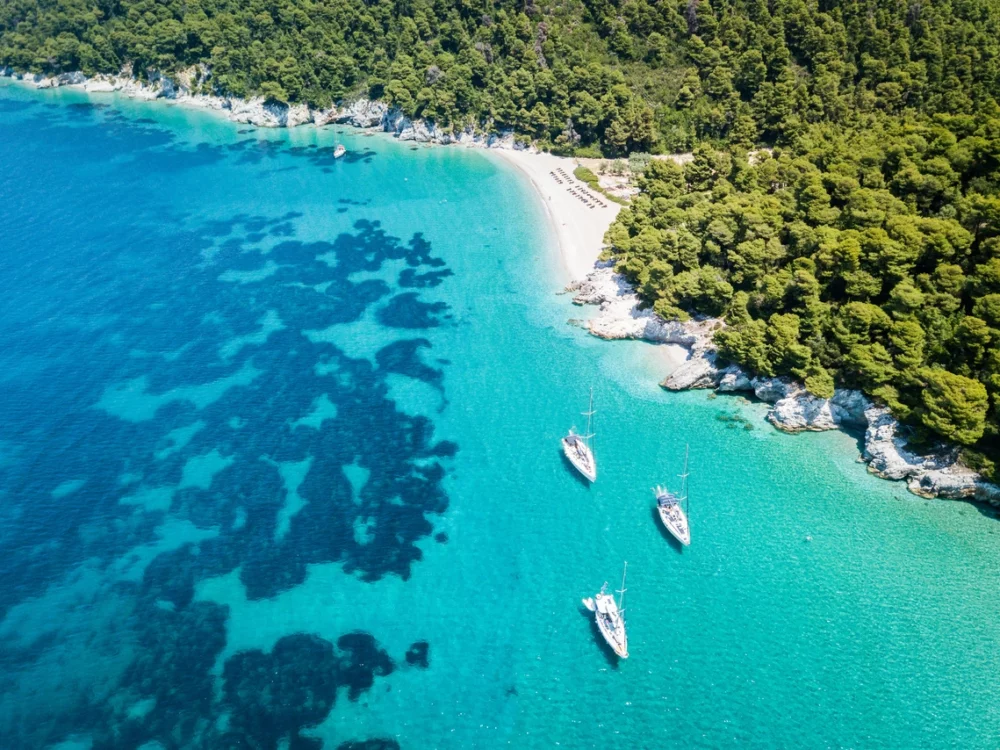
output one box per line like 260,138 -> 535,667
860,405 -> 998,498
862,406 -> 936,481
569,265 -> 717,347
909,466 -> 982,499
1,68 -> 526,148
662,351 -> 721,390
83,76 -> 117,93
762,382 -> 869,432
225,97 -> 312,127
569,265 -> 1000,505
716,365 -> 752,392
752,377 -> 793,404
332,98 -> 388,128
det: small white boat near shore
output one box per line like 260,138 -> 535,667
656,445 -> 691,546
582,562 -> 629,659
562,388 -> 596,482
333,144 -> 346,158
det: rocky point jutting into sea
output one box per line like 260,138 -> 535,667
570,264 -> 1000,506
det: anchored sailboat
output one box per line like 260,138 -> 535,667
655,445 -> 691,546
562,388 -> 597,482
582,561 -> 629,659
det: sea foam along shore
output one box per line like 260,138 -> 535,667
569,264 -> 1000,506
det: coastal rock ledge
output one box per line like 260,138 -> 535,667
0,66 -> 526,147
569,265 -> 1000,505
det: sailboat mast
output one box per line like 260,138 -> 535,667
582,387 -> 595,447
587,386 -> 594,440
617,560 -> 628,612
680,444 -> 690,514
588,388 -> 593,435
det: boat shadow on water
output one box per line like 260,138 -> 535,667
559,449 -> 593,489
650,505 -> 686,553
579,605 -> 622,669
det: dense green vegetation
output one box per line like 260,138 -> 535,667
3,0 -> 1000,465
574,165 -> 627,204
587,0 -> 1000,469
5,0 -> 996,154
2,0 -> 666,152
608,119 -> 1000,468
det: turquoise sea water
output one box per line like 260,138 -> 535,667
2,80 -> 1000,750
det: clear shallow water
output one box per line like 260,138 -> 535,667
1,81 -> 999,750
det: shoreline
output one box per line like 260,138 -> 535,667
569,265 -> 1000,507
0,69 -> 622,284
488,150 -> 621,282
2,68 -> 693,371
0,68 -> 524,145
11,67 -> 992,505
486,149 -> 688,372
0,70 -> 620,284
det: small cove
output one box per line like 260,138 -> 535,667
1,80 -> 999,749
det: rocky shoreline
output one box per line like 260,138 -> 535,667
7,65 -> 997,506
0,66 -> 526,148
570,264 -> 1000,506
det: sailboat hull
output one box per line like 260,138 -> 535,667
593,593 -> 628,658
595,615 -> 628,659
561,437 -> 596,482
657,503 -> 690,546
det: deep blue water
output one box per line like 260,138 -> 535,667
3,81 -> 1000,750
0,85 -> 475,749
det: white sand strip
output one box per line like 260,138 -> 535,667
496,155 -> 689,376
491,150 -> 621,281
650,341 -> 691,375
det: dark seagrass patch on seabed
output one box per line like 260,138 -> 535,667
213,632 -> 394,748
404,640 -> 430,668
0,150 -> 456,749
337,740 -> 401,750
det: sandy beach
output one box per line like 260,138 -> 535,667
2,73 -> 622,286
491,149 -> 621,281
493,149 -> 689,374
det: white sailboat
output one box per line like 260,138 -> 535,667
333,144 -> 347,158
655,445 -> 691,546
562,388 -> 596,482
582,562 -> 629,659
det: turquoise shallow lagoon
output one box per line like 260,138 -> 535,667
2,80 -> 1000,749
